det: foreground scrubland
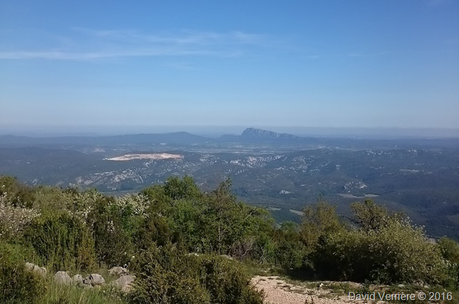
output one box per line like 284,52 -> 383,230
1,175 -> 458,303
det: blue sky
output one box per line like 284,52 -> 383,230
1,0 -> 458,133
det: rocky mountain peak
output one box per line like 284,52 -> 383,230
241,128 -> 299,139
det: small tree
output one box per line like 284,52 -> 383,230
300,201 -> 344,249
163,175 -> 203,201
24,211 -> 95,272
350,199 -> 389,231
438,237 -> 459,264
315,205 -> 449,284
87,197 -> 133,267
0,249 -> 45,304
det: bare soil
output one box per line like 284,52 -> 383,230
251,276 -> 378,304
105,153 -> 183,161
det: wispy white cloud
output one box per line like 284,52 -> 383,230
0,28 -> 269,60
0,49 -> 237,60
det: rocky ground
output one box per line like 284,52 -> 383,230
25,262 -> 135,292
251,276 -> 374,304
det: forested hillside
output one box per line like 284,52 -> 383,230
2,132 -> 459,240
1,175 -> 459,303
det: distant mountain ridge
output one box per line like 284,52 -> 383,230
1,128 -> 459,149
0,128 -> 307,147
241,128 -> 301,140
0,132 -> 208,146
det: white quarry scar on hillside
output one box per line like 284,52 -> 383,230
105,153 -> 183,161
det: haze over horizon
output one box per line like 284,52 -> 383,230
1,1 -> 458,130
1,124 -> 459,139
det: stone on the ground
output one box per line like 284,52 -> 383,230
54,271 -> 72,285
220,254 -> 234,260
113,275 -> 136,293
108,266 -> 129,277
85,273 -> 105,286
80,282 -> 93,289
72,274 -> 83,285
24,262 -> 35,271
25,262 -> 47,278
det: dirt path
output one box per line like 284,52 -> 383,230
251,276 -> 372,304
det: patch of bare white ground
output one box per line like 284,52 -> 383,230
251,276 -> 370,304
105,153 -> 183,161
338,193 -> 379,199
290,209 -> 304,216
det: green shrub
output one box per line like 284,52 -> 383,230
0,246 -> 45,304
438,237 -> 459,264
131,262 -> 210,304
300,201 -> 344,249
0,241 -> 37,266
298,201 -> 450,285
24,212 -> 95,272
252,232 -> 276,264
130,246 -> 264,304
0,203 -> 40,242
200,180 -> 275,257
168,198 -> 208,252
274,223 -> 308,269
362,217 -> 448,284
198,255 -> 265,304
350,199 -> 391,231
438,237 -> 459,289
163,175 -> 203,201
0,176 -> 35,208
315,217 -> 448,284
87,197 -> 134,267
130,245 -> 210,304
133,212 -> 175,253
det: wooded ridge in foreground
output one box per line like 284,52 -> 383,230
1,175 -> 458,303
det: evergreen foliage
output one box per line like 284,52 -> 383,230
0,176 -> 36,208
24,211 -> 95,272
87,196 -> 134,267
0,243 -> 45,304
0,174 -> 458,304
130,245 -> 264,304
130,245 -> 211,304
304,201 -> 449,284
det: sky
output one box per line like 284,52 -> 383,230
0,0 -> 458,134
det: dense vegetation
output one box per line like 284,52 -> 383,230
1,175 -> 458,303
2,144 -> 459,240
